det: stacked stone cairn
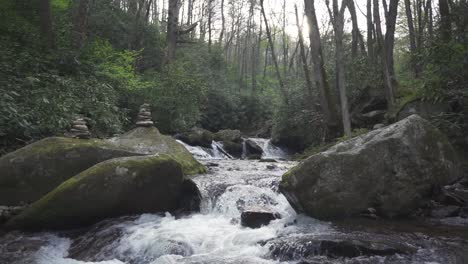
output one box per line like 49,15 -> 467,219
66,118 -> 91,139
136,103 -> 154,127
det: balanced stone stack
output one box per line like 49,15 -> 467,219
136,104 -> 154,127
66,118 -> 91,139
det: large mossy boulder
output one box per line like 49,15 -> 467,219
109,127 -> 206,175
214,129 -> 243,158
175,127 -> 214,148
0,137 -> 140,206
280,115 -> 462,220
214,129 -> 242,143
5,155 -> 189,230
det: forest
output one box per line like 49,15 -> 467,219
0,0 -> 465,155
0,0 -> 468,263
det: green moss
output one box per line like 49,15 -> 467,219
6,155 -> 183,230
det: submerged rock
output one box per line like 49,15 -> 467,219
280,115 -> 462,220
5,155 -> 186,230
241,208 -> 280,228
264,233 -> 416,262
110,127 -> 206,175
0,137 -> 140,206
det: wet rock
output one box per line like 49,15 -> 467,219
241,208 -> 280,228
266,164 -> 278,170
439,217 -> 468,227
0,137 -> 141,206
259,158 -> 277,163
206,162 -> 219,167
264,233 -> 416,261
110,127 -> 206,176
5,155 -> 186,230
430,206 -> 461,218
175,127 -> 214,148
179,179 -> 202,213
373,123 -> 385,129
222,140 -> 243,158
0,206 -> 25,224
214,130 -> 243,158
245,139 -> 263,159
280,115 -> 462,220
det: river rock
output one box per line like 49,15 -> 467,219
264,233 -> 416,261
245,139 -> 263,159
214,129 -> 242,143
280,115 -> 462,220
0,137 -> 141,206
241,208 -> 280,228
5,155 -> 187,230
213,130 -> 243,158
175,127 -> 214,148
110,127 -> 206,176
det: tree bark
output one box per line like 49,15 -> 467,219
373,0 -> 396,107
39,0 -> 54,49
366,0 -> 375,62
295,5 -> 314,98
304,0 -> 340,129
404,0 -> 419,77
260,0 -> 288,100
347,0 -> 362,57
327,0 -> 352,137
72,0 -> 90,51
219,0 -> 225,44
439,0 -> 451,41
165,0 -> 182,64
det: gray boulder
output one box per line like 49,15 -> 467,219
176,127 -> 214,148
214,130 -> 243,158
280,115 -> 462,220
5,155 -> 191,230
0,137 -> 141,206
245,139 -> 263,159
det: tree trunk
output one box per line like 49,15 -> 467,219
260,0 -> 288,100
439,0 -> 451,41
304,0 -> 340,129
327,0 -> 352,137
219,0 -> 225,44
374,0 -> 396,107
404,0 -> 419,77
72,0 -> 90,51
295,5 -> 314,98
347,0 -> 362,58
384,0 -> 399,82
366,0 -> 375,62
39,0 -> 54,49
165,0 -> 181,64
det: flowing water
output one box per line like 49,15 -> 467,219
1,140 -> 467,264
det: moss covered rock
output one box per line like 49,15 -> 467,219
5,155 -> 187,230
280,115 -> 462,220
214,129 -> 242,143
0,137 -> 141,206
109,127 -> 206,175
176,127 -> 214,148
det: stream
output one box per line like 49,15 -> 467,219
1,139 -> 467,263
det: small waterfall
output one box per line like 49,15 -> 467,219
176,140 -> 231,160
245,138 -> 288,160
